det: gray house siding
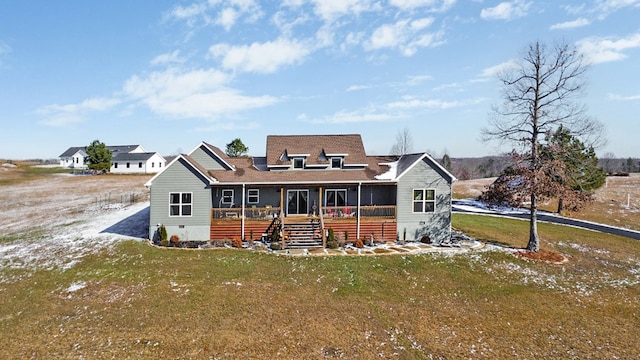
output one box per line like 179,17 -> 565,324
396,158 -> 453,243
189,146 -> 228,170
148,158 -> 212,241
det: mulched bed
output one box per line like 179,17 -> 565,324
513,249 -> 568,264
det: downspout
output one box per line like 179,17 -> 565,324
241,183 -> 245,240
356,182 -> 362,240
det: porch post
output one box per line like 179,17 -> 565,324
241,183 -> 245,240
356,182 -> 361,240
319,186 -> 325,248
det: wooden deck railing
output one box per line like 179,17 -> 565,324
322,205 -> 396,219
211,205 -> 396,220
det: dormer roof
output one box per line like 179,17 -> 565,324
266,134 -> 368,168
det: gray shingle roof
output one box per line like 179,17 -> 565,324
112,152 -> 161,161
59,147 -> 86,157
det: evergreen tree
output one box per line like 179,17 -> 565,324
225,138 -> 249,157
85,140 -> 112,172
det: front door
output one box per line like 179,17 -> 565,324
287,189 -> 308,215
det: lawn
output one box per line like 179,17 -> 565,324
1,215 -> 638,358
1,164 -> 638,358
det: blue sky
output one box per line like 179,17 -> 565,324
1,0 -> 639,160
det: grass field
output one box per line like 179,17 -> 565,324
1,164 -> 638,358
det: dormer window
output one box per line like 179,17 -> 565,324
331,157 -> 342,169
293,158 -> 304,169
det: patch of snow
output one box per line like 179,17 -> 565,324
375,160 -> 398,180
66,281 -> 87,293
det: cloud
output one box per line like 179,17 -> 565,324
123,67 -> 278,119
389,0 -> 457,12
385,96 -> 486,110
577,32 -> 640,64
37,97 -> 121,127
475,60 -> 518,80
151,50 -> 186,65
166,0 -> 263,30
209,38 -> 312,73
191,120 -> 261,132
609,93 -> 640,101
549,17 -> 590,30
365,18 -> 441,56
346,85 -> 370,91
480,0 -> 530,21
309,109 -> 402,124
309,0 -> 381,22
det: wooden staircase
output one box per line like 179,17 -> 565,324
283,219 -> 323,249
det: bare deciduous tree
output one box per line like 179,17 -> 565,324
481,40 -> 605,252
390,127 -> 414,155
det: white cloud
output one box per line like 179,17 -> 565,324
549,17 -> 590,30
37,97 -> 121,127
310,0 -> 380,21
477,60 -> 518,79
386,96 -> 485,110
151,50 -> 186,65
390,0 -> 457,12
166,0 -> 262,29
346,84 -> 370,91
310,109 -> 401,124
609,93 -> 640,101
365,18 -> 440,55
577,33 -> 640,64
480,0 -> 530,21
209,38 -> 312,73
123,67 -> 278,119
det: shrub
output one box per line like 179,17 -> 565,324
249,229 -> 254,240
355,238 -> 364,248
343,231 -> 349,243
158,225 -> 168,243
170,234 -> 180,244
160,239 -> 170,247
327,228 -> 335,243
270,242 -> 282,250
232,237 -> 243,248
327,240 -> 338,249
421,235 -> 432,244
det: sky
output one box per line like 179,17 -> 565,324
0,0 -> 639,160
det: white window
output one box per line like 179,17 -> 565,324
331,157 -> 342,169
152,162 -> 155,168
413,189 -> 435,213
114,163 -> 118,168
170,192 -> 192,216
222,189 -> 234,205
138,162 -> 143,168
247,189 -> 259,204
325,189 -> 347,207
293,158 -> 304,169
126,162 -> 130,168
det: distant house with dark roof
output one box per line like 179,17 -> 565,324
59,144 -> 165,174
145,134 -> 456,248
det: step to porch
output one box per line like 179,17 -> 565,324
283,221 -> 322,249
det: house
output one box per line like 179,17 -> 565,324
59,145 -> 166,174
59,147 -> 88,169
145,134 -> 456,248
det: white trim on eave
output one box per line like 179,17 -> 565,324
188,141 -> 236,171
395,153 -> 457,182
144,154 -> 215,188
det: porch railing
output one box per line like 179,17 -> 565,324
322,205 -> 396,219
212,205 -> 395,220
212,206 -> 281,220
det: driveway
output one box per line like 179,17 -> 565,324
453,199 -> 640,241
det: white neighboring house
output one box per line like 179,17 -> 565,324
111,152 -> 166,174
59,147 -> 88,169
59,145 -> 165,174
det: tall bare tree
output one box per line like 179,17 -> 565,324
390,127 -> 414,155
482,40 -> 604,252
